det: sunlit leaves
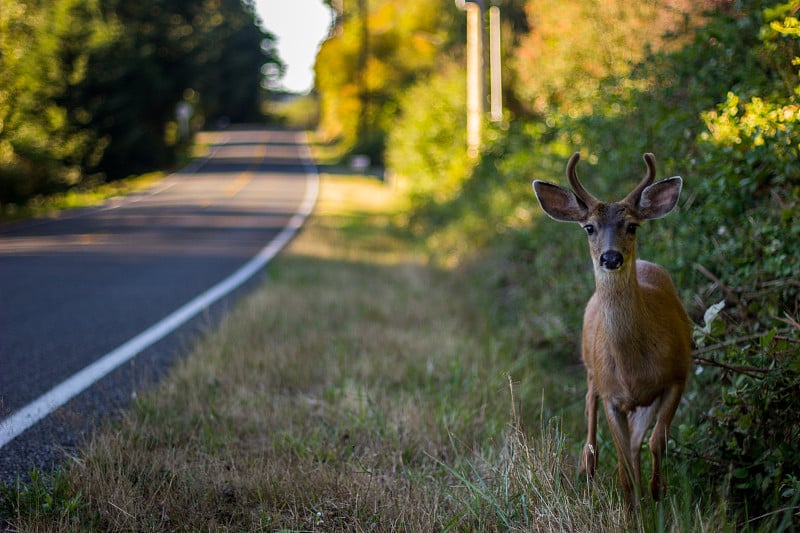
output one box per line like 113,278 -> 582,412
314,0 -> 454,156
511,0 -> 705,116
386,64 -> 468,206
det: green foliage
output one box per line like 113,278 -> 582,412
686,91 -> 800,316
672,13 -> 800,511
87,0 -> 281,179
0,469 -> 95,528
314,0 -> 458,161
682,339 -> 800,523
391,0 -> 800,523
386,65 -> 469,210
269,93 -> 321,131
0,0 -> 116,203
0,171 -> 163,222
0,0 -> 281,204
314,0 -> 535,161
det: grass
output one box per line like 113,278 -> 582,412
0,130 -> 219,224
1,171 -> 744,531
0,171 -> 166,223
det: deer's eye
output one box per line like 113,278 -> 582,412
626,223 -> 639,236
583,224 -> 596,236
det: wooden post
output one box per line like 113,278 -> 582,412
489,6 -> 502,123
466,1 -> 483,157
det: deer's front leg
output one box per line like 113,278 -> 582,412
649,381 -> 686,500
581,374 -> 598,477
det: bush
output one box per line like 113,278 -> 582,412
385,64 -> 470,212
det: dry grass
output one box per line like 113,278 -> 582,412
2,174 -> 733,531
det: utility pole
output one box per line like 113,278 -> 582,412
357,0 -> 369,146
489,6 -> 502,123
464,0 -> 484,157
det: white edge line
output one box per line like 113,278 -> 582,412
0,132 -> 320,449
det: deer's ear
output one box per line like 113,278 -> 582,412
532,180 -> 588,222
638,177 -> 682,220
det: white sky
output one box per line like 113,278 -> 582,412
255,0 -> 333,93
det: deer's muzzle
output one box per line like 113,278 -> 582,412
600,250 -> 624,270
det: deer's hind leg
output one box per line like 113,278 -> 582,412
649,382 -> 685,500
603,399 -> 637,508
629,400 -> 660,495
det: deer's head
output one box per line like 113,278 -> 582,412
532,153 -> 682,274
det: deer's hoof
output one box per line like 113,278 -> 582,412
580,443 -> 597,477
649,475 -> 666,501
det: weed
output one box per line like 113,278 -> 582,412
0,467 -> 94,530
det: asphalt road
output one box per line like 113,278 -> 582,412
0,126 -> 317,482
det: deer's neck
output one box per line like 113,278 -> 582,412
594,263 -> 647,350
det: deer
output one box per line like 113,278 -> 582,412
532,152 -> 692,509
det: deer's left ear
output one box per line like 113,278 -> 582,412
638,177 -> 682,220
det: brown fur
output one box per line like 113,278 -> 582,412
532,153 -> 692,508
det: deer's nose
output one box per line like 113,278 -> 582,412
600,251 -> 623,270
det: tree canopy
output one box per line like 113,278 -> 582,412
0,0 -> 281,204
314,0 -> 458,160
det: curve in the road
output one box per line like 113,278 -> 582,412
0,131 -> 318,450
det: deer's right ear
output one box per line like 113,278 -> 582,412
532,180 -> 588,222
638,176 -> 683,220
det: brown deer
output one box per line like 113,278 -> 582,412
532,152 -> 692,508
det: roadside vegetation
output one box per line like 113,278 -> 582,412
268,93 -> 322,132
0,131 -> 217,223
322,0 -> 800,526
0,171 -> 163,223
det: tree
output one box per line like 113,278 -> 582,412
511,0 -> 707,116
0,0 -> 116,202
0,0 -> 283,202
90,0 -> 283,178
314,0 -> 456,160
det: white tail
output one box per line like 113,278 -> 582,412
532,152 -> 692,508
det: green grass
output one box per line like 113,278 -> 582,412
0,172 -> 165,223
0,131 -> 219,224
1,173 -> 744,531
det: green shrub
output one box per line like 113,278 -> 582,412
385,64 -> 470,212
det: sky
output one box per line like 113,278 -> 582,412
254,0 -> 333,94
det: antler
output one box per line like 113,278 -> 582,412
623,153 -> 657,206
566,152 -> 599,207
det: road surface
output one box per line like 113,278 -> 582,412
0,126 -> 317,482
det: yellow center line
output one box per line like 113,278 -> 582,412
224,144 -> 267,197
225,172 -> 252,197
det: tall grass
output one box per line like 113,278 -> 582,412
2,173 -> 742,531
